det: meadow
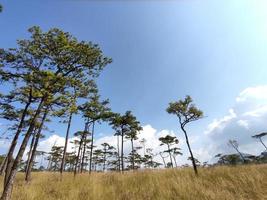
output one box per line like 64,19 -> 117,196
0,165 -> 266,200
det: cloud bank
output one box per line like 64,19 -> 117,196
205,85 -> 267,157
1,85 -> 267,167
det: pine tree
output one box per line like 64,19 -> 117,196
159,135 -> 179,168
166,95 -> 203,175
79,93 -> 112,174
73,129 -> 90,176
47,146 -> 64,171
0,26 -> 111,200
125,126 -> 142,170
110,111 -> 142,172
252,132 -> 267,151
100,143 -> 115,171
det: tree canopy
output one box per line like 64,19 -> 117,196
166,95 -> 203,127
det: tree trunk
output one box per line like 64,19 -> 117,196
103,149 -> 106,172
1,97 -> 44,200
80,130 -> 88,173
89,121 -> 95,174
259,137 -> 267,150
60,112 -> 73,174
121,128 -> 124,172
131,139 -> 134,170
25,108 -> 48,182
74,122 -> 88,175
167,144 -> 173,168
47,155 -> 52,171
4,99 -> 32,184
150,157 -> 153,168
159,153 -> 166,168
181,125 -> 198,175
25,128 -> 37,176
40,154 -> 44,167
74,136 -> 83,176
233,146 -> 246,163
172,155 -> 178,168
143,143 -> 146,168
117,134 -> 120,171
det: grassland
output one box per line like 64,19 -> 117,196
0,165 -> 267,200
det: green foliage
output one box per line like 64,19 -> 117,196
166,95 -> 203,127
252,132 -> 267,138
79,92 -> 112,123
47,146 -> 64,171
166,96 -> 203,173
252,132 -> 267,150
159,135 -> 178,147
0,26 -> 111,107
0,26 -> 113,199
110,111 -> 142,135
187,157 -> 201,166
216,154 -> 243,165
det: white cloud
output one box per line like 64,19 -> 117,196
36,86 -> 267,166
21,124 -> 191,167
32,86 -> 267,166
236,85 -> 267,102
204,109 -> 236,135
2,85 -> 267,167
243,105 -> 267,117
205,85 -> 267,157
237,120 -> 249,129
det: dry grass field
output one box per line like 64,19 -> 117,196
1,165 -> 267,200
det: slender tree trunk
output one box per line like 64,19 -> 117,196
181,125 -> 198,175
143,143 -> 146,168
143,144 -> 146,157
4,99 -> 32,184
159,153 -> 166,168
259,137 -> 267,150
150,157 -> 153,168
74,136 -> 83,176
25,128 -> 37,176
71,163 -> 74,172
89,121 -> 95,174
1,97 -> 45,200
131,139 -> 134,170
47,155 -> 52,171
60,112 -> 73,174
232,146 -> 246,163
121,129 -> 124,172
117,135 -> 120,171
103,149 -> 106,172
78,146 -> 83,172
40,154 -> 44,167
25,108 -> 48,182
167,144 -> 173,168
172,155 -> 177,168
80,132 -> 88,173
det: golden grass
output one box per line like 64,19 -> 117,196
1,165 -> 267,200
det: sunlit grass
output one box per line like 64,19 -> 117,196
0,164 -> 267,200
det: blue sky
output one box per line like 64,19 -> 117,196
1,0 -> 267,163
